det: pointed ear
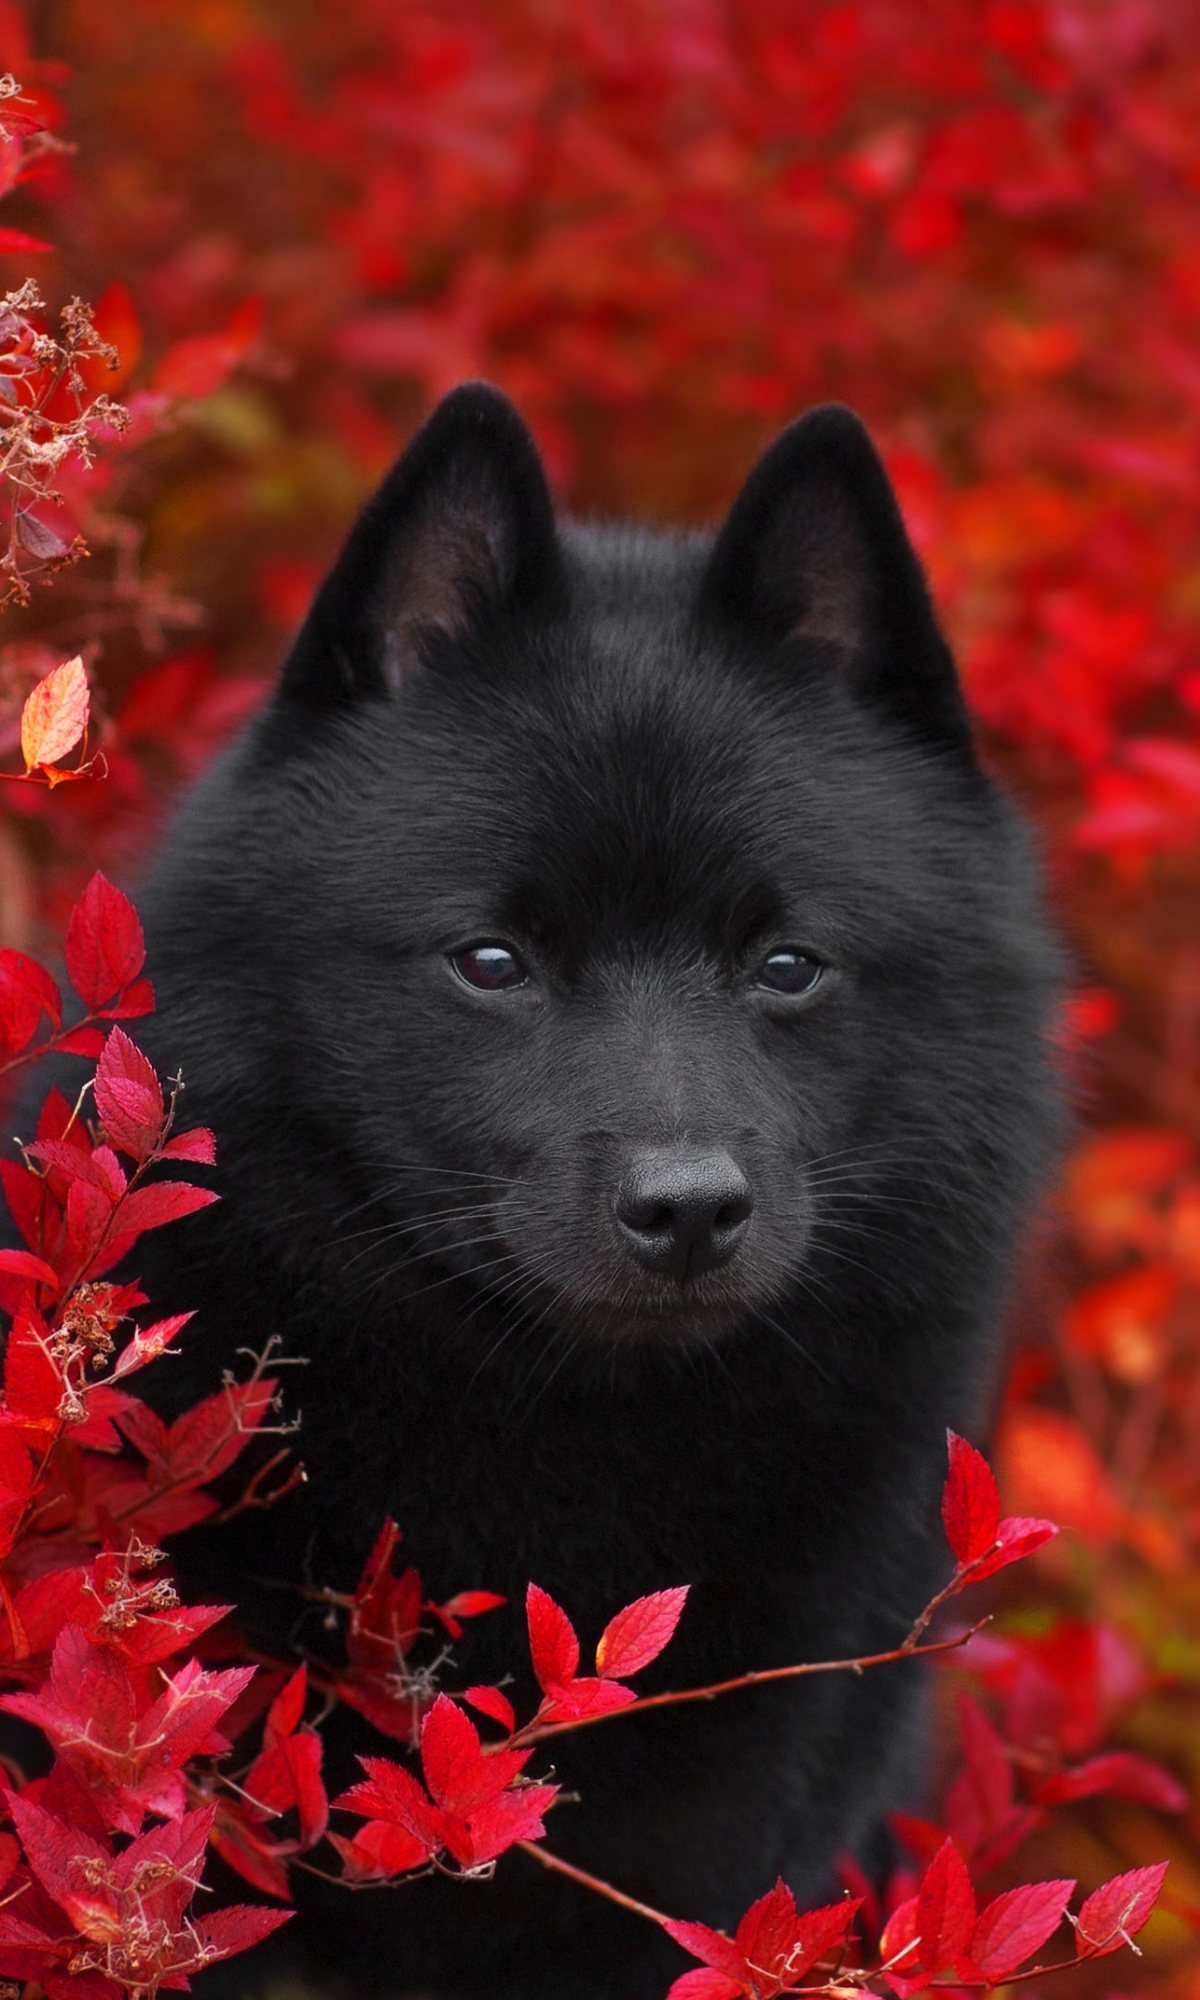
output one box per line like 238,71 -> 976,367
280,383 -> 562,707
698,405 -> 972,753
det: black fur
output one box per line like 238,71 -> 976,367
127,385 -> 1061,1998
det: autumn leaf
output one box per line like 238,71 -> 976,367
19,655 -> 89,776
941,1431 -> 1058,1587
526,1581 -> 579,1689
967,1880 -> 1076,1980
0,949 -> 61,1059
913,1837 -> 976,1972
335,1694 -> 559,1876
941,1432 -> 1001,1564
1075,1862 -> 1169,1957
64,872 -> 148,1012
594,1586 -> 689,1678
525,1580 -> 689,1724
93,1025 -> 164,1161
664,1883 -> 861,1999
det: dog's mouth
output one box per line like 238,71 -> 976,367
551,1290 -> 757,1347
479,1234 -> 781,1347
359,1191 -> 793,1346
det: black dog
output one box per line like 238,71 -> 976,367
132,386 -> 1061,1997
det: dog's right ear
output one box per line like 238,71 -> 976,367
279,383 -> 562,708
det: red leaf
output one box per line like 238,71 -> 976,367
187,1904 -> 292,1964
210,1800 -> 292,1900
243,1740 -> 296,1817
159,1125 -> 217,1163
3,1308 -> 62,1427
31,1137 -> 126,1199
915,1837 -> 976,1971
439,1588 -> 506,1620
536,1675 -> 638,1722
526,1582 -> 580,1690
93,1027 -> 164,1161
329,1821 -> 429,1882
101,1597 -> 232,1668
453,1781 -> 558,1867
54,1025 -> 107,1056
968,1880 -> 1075,1979
0,949 -> 61,1055
879,1894 -> 927,1997
283,1728 -> 328,1847
345,1520 -> 423,1672
0,1248 -> 58,1291
664,1973 -> 744,2000
335,1758 -> 441,1855
1075,1863 -> 1169,1957
734,1878 -> 802,1972
266,1663 -> 308,1741
595,1585 -> 689,1679
148,1374 -> 277,1487
1034,1750 -> 1188,1811
116,1178 -> 219,1234
420,1696 -> 499,1812
64,873 -> 146,1011
137,1654 -> 257,1771
463,1685 -> 516,1732
781,1899 -> 863,1980
0,226 -> 53,252
154,297 -> 262,399
110,1311 -> 194,1381
662,1918 -> 745,1979
945,1693 -> 1014,1855
92,1179 -> 218,1271
10,1793 -> 113,1939
942,1432 -> 1001,1564
963,1515 -> 1060,1585
97,977 -> 155,1021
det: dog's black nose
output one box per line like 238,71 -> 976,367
615,1149 -> 753,1281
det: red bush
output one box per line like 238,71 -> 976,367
0,7 -> 1194,1994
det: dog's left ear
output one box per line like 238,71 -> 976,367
698,404 -> 972,754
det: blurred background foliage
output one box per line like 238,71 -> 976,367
0,0 -> 1197,1991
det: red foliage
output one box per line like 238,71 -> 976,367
663,1884 -> 862,2000
940,1431 -> 1058,1586
523,1581 -> 689,1723
333,1693 -> 559,1879
0,6 -> 1191,1995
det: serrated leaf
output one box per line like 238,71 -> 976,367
463,1685 -> 516,1732
64,872 -> 146,1011
969,1879 -> 1075,1978
20,656 -> 88,772
0,948 -> 61,1055
1075,1862 -> 1168,1957
94,1025 -> 164,1161
0,1247 -> 58,1291
159,1124 -> 217,1163
915,1837 -> 976,1971
595,1584 -> 689,1679
662,1917 -> 744,1978
526,1581 -> 580,1690
942,1431 -> 1001,1565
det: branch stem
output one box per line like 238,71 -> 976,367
511,1623 -> 985,1747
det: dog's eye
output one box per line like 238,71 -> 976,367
451,943 -> 529,991
756,950 -> 823,996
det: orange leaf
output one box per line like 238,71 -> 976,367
20,656 -> 89,774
